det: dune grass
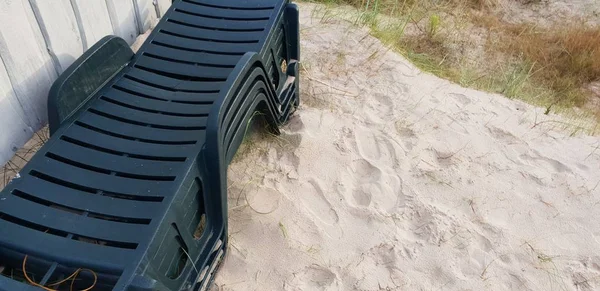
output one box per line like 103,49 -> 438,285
473,12 -> 600,109
307,0 -> 600,126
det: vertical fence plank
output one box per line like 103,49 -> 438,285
71,0 -> 114,49
105,0 -> 139,45
29,0 -> 83,73
0,0 -> 57,130
0,58 -> 33,166
156,0 -> 172,18
133,0 -> 159,33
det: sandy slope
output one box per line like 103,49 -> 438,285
213,3 -> 600,291
498,0 -> 600,27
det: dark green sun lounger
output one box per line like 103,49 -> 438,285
0,0 -> 299,290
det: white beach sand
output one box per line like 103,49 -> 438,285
212,3 -> 600,290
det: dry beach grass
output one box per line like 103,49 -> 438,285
309,0 -> 600,122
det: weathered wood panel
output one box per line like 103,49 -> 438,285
134,0 -> 159,33
106,0 -> 139,45
0,0 -> 57,129
0,0 -> 171,167
157,0 -> 173,17
0,58 -> 33,165
71,0 -> 114,50
29,0 -> 83,73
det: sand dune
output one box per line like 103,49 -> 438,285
213,3 -> 600,290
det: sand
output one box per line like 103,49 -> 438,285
212,3 -> 600,290
498,0 -> 600,27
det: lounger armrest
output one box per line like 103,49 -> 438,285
207,52 -> 281,161
47,35 -> 133,135
204,52 -> 258,216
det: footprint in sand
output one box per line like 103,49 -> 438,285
519,150 -> 573,173
350,158 -> 382,183
351,243 -> 409,289
245,186 -> 281,214
355,129 -> 382,161
364,83 -> 409,124
372,243 -> 400,267
353,174 -> 403,212
449,93 -> 472,106
285,114 -> 305,133
395,124 -> 417,151
486,125 -> 521,144
577,163 -> 589,171
353,128 -> 401,168
352,183 -> 377,207
289,265 -> 338,290
340,126 -> 405,213
374,172 -> 404,213
299,178 -> 339,225
364,89 -> 402,124
342,159 -> 404,213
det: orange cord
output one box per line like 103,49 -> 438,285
22,255 -> 98,291
46,270 -> 80,287
22,255 -> 56,291
69,269 -> 97,291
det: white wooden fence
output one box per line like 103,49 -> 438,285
0,0 -> 172,166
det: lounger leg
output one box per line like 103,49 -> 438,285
285,4 -> 301,113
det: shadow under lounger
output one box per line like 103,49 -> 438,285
0,0 -> 299,290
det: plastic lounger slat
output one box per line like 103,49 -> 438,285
98,96 -> 207,118
67,118 -> 201,150
103,89 -> 213,116
144,38 -> 244,65
183,0 -> 277,10
90,99 -> 208,129
0,198 -> 144,245
151,33 -> 249,55
135,55 -> 232,80
176,1 -> 273,19
113,78 -> 219,103
157,27 -> 259,45
125,67 -> 224,92
32,157 -> 172,196
13,177 -> 160,219
0,220 -> 130,272
178,0 -> 273,19
49,140 -> 181,177
142,52 -> 236,70
167,10 -> 268,31
58,131 -> 189,163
